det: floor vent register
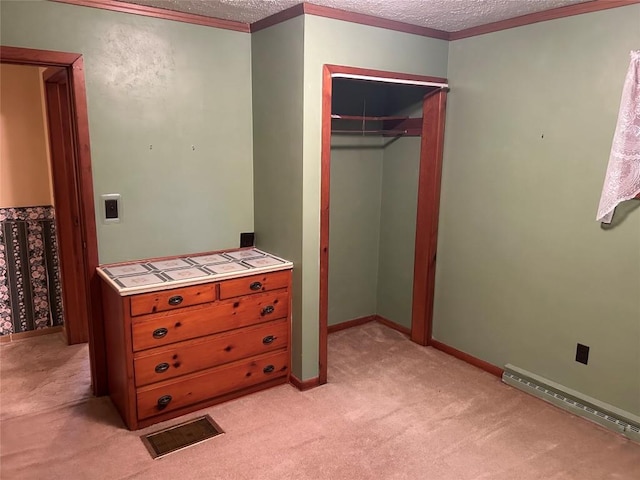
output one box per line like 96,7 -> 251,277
141,415 -> 225,459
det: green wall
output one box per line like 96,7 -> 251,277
251,17 -> 305,376
377,137 -> 421,328
6,0 -> 634,413
329,136 -> 383,326
437,5 -> 640,415
301,15 -> 449,378
0,0 -> 254,264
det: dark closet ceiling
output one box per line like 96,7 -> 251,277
332,79 -> 437,117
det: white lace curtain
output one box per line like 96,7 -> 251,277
596,50 -> 640,223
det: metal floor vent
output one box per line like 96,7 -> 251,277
141,415 -> 224,459
502,367 -> 640,443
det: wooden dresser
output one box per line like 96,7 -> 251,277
97,248 -> 293,430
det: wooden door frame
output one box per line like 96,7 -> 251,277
319,64 -> 448,384
44,67 -> 90,346
1,45 -> 106,396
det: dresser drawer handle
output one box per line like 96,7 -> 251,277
155,362 -> 170,373
152,328 -> 168,339
250,281 -> 263,291
261,305 -> 274,316
263,365 -> 275,374
168,295 -> 183,306
262,335 -> 275,345
157,395 -> 172,410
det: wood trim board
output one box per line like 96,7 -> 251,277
449,0 -> 640,40
51,0 -> 250,32
430,340 -> 504,378
47,0 -> 638,40
327,315 -> 376,333
375,315 -> 411,336
302,3 -> 449,40
318,64 -> 333,386
326,64 -> 447,85
290,374 -> 321,391
44,70 -> 89,345
411,90 -> 447,346
250,4 -> 305,32
0,326 -> 64,344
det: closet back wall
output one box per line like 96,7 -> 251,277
1,0 -> 254,264
329,134 -> 421,331
329,135 -> 383,326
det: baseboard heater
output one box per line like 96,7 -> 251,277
502,364 -> 640,443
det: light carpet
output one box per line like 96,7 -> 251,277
1,323 -> 638,479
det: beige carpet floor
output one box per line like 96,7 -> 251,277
1,323 -> 638,479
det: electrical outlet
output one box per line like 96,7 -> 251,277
576,343 -> 590,365
240,232 -> 255,247
105,199 -> 118,219
101,194 -> 121,223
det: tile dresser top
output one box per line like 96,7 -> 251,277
97,248 -> 293,296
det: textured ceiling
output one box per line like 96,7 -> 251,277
122,0 -> 591,31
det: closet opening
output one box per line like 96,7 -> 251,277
319,65 -> 448,384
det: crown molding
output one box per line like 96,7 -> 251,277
251,3 -> 449,39
449,0 -> 640,40
250,3 -> 305,32
50,0 -> 251,33
301,3 -> 449,40
48,0 -> 640,41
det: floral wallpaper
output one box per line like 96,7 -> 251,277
0,206 -> 64,335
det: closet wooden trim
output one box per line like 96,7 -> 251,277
320,64 -> 449,385
327,315 -> 376,333
411,90 -> 447,346
375,315 -> 411,336
51,0 -> 251,32
326,64 -> 447,85
319,65 -> 333,385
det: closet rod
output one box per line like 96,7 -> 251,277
331,114 -> 420,121
331,129 -> 408,135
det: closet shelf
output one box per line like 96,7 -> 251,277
331,115 -> 423,137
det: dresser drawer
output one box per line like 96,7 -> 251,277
219,270 -> 290,299
136,350 -> 289,420
131,289 -> 289,351
130,284 -> 216,317
133,319 -> 289,386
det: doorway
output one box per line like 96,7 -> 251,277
0,46 -> 105,396
319,65 -> 448,384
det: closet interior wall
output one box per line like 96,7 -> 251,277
329,80 -> 435,331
